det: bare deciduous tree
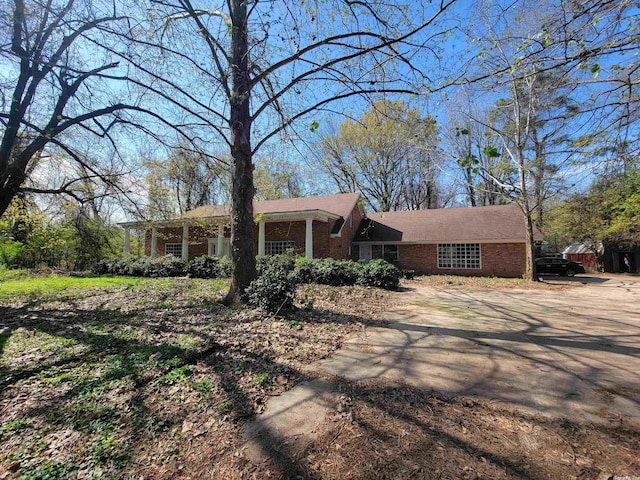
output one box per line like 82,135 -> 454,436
153,0 -> 458,302
456,0 -> 639,280
321,99 -> 442,212
0,0 -> 149,215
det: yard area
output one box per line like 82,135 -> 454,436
0,271 -> 394,479
1,271 -> 639,479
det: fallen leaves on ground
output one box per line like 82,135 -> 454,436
0,279 -> 394,479
1,277 -> 639,480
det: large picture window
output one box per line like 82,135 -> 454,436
165,243 -> 183,257
265,240 -> 295,256
438,243 -> 481,269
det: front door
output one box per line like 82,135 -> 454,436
209,238 -> 231,258
360,245 -> 372,261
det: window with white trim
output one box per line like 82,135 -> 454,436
165,243 -> 183,257
265,240 -> 295,256
438,243 -> 481,269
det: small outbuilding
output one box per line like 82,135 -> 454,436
562,243 -> 598,272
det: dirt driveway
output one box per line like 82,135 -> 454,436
320,274 -> 640,426
243,275 -> 640,478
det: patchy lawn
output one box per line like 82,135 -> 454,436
0,270 -> 152,303
0,273 -> 394,479
1,272 -> 638,479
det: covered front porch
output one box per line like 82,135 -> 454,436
118,208 -> 340,262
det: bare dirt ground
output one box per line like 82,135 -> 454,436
1,274 -> 639,479
246,274 -> 640,480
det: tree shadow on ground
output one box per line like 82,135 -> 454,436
1,288 -> 640,479
289,377 -> 640,479
0,300 -> 330,478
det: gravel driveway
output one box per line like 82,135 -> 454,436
320,275 -> 640,426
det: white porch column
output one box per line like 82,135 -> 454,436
258,220 -> 266,256
305,217 -> 313,259
123,228 -> 131,254
151,228 -> 158,258
182,224 -> 189,261
217,222 -> 224,258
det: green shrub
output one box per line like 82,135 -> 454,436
140,256 -> 185,277
93,257 -> 127,275
247,258 -> 297,314
256,253 -> 296,275
0,239 -> 25,267
187,255 -> 225,278
218,256 -> 232,277
94,253 -> 398,290
357,259 -> 401,290
293,257 -> 314,284
93,256 -> 186,277
311,258 -> 359,286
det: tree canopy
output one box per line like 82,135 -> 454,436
545,166 -> 640,252
145,0 -> 459,301
321,99 -> 442,212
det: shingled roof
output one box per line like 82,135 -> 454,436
185,192 -> 361,220
353,204 -> 541,243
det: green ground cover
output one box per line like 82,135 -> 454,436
0,269 -> 228,303
0,269 -> 142,299
0,271 -> 382,478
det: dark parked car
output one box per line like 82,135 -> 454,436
535,257 -> 586,277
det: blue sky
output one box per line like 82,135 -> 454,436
2,0 -> 637,221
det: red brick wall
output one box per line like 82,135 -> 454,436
352,242 -> 526,277
262,221 -> 306,255
397,243 -> 526,277
145,227 -> 182,257
329,203 -> 364,260
260,218 -> 356,260
145,224 -> 223,259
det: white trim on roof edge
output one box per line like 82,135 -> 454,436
118,209 -> 340,229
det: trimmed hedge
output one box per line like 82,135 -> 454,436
93,255 -> 231,279
93,254 -> 401,291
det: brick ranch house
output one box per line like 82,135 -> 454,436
119,192 -> 539,277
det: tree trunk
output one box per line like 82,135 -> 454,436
0,165 -> 25,217
517,150 -> 538,281
224,0 -> 256,304
532,130 -> 545,229
524,207 -> 537,281
466,165 -> 477,207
